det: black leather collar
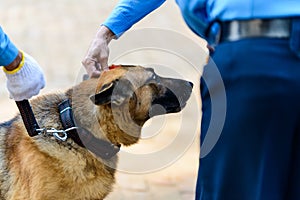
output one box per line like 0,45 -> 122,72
16,99 -> 120,160
58,99 -> 120,159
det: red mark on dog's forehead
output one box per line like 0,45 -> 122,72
109,64 -> 122,70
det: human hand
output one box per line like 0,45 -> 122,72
82,26 -> 115,78
3,51 -> 45,101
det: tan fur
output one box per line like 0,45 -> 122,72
0,65 -> 192,200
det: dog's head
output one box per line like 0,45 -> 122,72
89,65 -> 193,145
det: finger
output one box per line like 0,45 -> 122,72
90,69 -> 101,78
98,49 -> 109,71
99,60 -> 108,71
82,60 -> 101,78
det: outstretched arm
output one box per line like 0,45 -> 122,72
82,0 -> 166,77
103,0 -> 166,37
0,26 -> 19,67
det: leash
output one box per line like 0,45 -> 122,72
15,100 -> 40,137
15,99 -> 120,160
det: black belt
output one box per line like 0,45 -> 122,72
207,18 -> 291,44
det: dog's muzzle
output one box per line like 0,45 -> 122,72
150,80 -> 193,116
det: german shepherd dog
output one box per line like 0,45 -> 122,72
0,65 -> 193,199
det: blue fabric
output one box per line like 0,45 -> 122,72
290,18 -> 300,58
197,38 -> 300,200
208,0 -> 300,21
179,0 -> 300,38
0,26 -> 18,66
103,0 -> 300,39
103,0 -> 165,38
175,0 -> 208,38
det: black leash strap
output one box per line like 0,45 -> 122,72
15,100 -> 40,137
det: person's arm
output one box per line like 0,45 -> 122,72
0,26 -> 19,67
82,0 -> 166,77
103,0 -> 166,37
0,26 -> 45,101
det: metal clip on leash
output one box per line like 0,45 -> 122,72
36,128 -> 68,141
36,127 -> 79,142
15,100 -> 76,142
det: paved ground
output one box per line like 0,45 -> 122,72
106,140 -> 200,200
0,1 -> 208,199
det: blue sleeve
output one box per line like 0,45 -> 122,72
103,0 -> 166,38
0,26 -> 19,66
175,0 -> 209,38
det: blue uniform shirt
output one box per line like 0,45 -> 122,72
0,26 -> 19,66
208,0 -> 300,21
103,0 -> 166,37
103,0 -> 300,39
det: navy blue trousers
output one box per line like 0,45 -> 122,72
196,37 -> 300,200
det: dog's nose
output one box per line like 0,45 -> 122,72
188,81 -> 194,88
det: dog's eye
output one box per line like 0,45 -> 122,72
152,74 -> 160,81
147,74 -> 160,85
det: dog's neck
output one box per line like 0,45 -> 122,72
96,104 -> 142,146
65,81 -> 142,147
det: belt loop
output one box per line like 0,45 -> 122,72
290,18 -> 300,58
205,19 -> 222,47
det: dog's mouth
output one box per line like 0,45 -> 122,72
149,81 -> 193,117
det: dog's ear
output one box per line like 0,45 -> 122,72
110,79 -> 135,106
90,82 -> 115,105
90,79 -> 135,106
